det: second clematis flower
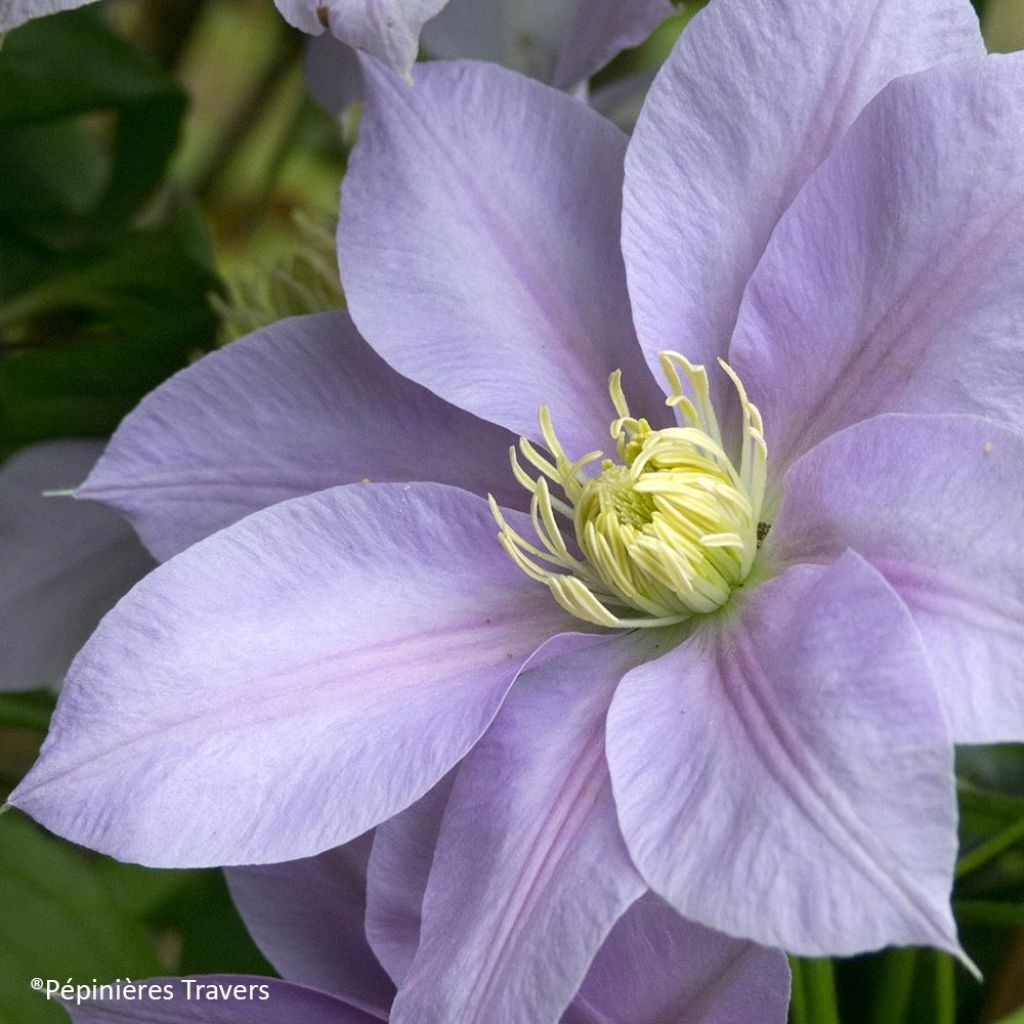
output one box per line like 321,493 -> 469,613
277,0 -> 670,84
10,0 -> 1024,1017
1,0 -> 670,90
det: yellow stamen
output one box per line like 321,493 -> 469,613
489,353 -> 769,628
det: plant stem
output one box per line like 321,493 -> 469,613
935,953 -> 956,1024
792,958 -> 840,1024
193,27 -> 304,201
871,948 -> 917,1024
789,957 -> 807,1024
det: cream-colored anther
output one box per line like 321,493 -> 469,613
490,353 -> 768,628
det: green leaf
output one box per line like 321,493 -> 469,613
0,8 -> 185,241
0,812 -> 163,1024
0,121 -> 107,227
0,690 -> 54,732
955,899 -> 1024,928
958,811 -> 1024,880
0,208 -> 220,456
991,1006 -> 1024,1024
91,861 -> 195,920
958,778 -> 1024,838
147,871 -> 274,977
0,10 -> 214,454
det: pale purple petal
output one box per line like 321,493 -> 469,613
0,441 -> 152,692
274,0 -> 327,34
303,0 -> 664,120
79,312 -> 519,561
66,976 -> 380,1024
275,0 -> 447,79
573,894 -> 790,1024
225,831 -> 394,1017
622,0 -> 984,408
304,34 -> 364,115
766,414 -> 1024,745
364,639 -> 604,990
11,483 -> 575,866
365,774 -> 454,985
340,58 -> 665,456
371,760 -> 789,1024
391,633 -> 653,1024
420,0 -> 568,79
420,0 -> 668,88
552,0 -> 671,91
731,58 -> 1024,480
0,0 -> 97,31
607,552 -> 960,957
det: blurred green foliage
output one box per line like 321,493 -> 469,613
0,8 -> 220,458
0,9 -> 183,235
0,813 -> 164,1024
0,810 -> 271,1024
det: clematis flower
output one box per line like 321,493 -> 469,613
10,0 -> 1024,1017
304,0 -> 671,125
0,441 -> 152,692
280,0 -> 670,84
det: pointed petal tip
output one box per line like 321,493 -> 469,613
9,484 -> 573,868
958,947 -> 983,984
608,553 -> 959,957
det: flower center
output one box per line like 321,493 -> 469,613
490,352 -> 768,628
